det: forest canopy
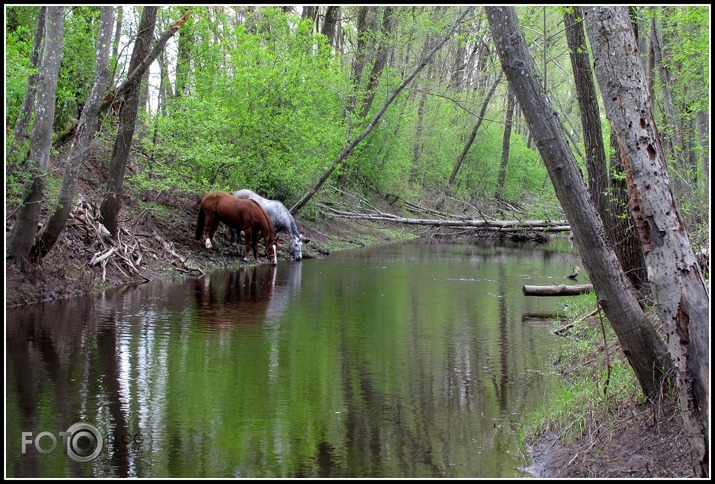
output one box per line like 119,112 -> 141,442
5,5 -> 709,238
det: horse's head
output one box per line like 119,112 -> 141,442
289,235 -> 303,261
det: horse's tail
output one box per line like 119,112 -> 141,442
195,206 -> 205,240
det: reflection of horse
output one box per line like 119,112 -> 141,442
232,189 -> 308,261
195,265 -> 276,331
195,191 -> 279,265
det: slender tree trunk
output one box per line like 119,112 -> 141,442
291,8 -> 474,214
495,84 -> 515,200
110,7 -> 123,89
99,8 -> 190,236
584,7 -> 709,476
485,7 -> 671,402
359,7 -> 395,119
321,6 -> 340,49
30,7 -> 115,261
99,7 -> 157,236
564,7 -> 608,220
9,6 -> 46,164
175,7 -> 194,98
6,7 -> 65,269
445,72 -> 502,192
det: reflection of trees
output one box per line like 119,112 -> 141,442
6,298 -> 98,477
7,241 -> 570,478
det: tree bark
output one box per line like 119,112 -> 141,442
358,7 -> 395,119
291,7 -> 474,215
30,7 -> 115,261
485,7 -> 671,401
6,7 -> 65,269
321,6 -> 340,48
584,6 -> 709,476
564,6 -> 647,290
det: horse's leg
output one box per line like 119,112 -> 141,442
252,230 -> 260,262
243,228 -> 252,262
203,212 -> 215,248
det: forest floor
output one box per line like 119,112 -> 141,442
5,141 -> 698,478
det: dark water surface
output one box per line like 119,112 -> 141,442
6,239 -> 579,478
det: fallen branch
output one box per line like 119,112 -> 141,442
522,284 -> 594,296
318,204 -> 570,232
90,247 -> 116,266
554,307 -> 602,334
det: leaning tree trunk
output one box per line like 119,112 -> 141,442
485,7 -> 671,400
291,7 -> 474,215
6,7 -> 65,269
445,72 -> 502,193
99,6 -> 157,237
99,8 -> 190,237
584,6 -> 710,477
30,7 -> 115,261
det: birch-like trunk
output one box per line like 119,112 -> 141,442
584,6 -> 709,476
485,6 -> 671,402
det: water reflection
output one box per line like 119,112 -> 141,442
6,240 -> 573,478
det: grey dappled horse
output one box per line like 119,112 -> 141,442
232,189 -> 307,261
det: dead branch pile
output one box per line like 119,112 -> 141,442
67,197 -> 203,280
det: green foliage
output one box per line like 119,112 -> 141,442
55,7 -> 102,129
4,5 -> 706,232
148,7 -> 347,202
4,7 -> 38,127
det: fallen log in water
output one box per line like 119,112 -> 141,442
522,284 -> 594,296
317,203 -> 571,233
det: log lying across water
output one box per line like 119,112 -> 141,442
522,284 -> 594,296
318,204 -> 570,232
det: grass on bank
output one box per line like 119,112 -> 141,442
519,292 -> 648,449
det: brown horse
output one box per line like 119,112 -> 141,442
196,191 -> 279,265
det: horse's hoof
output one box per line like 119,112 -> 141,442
205,239 -> 212,249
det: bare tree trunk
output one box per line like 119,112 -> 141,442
564,6 -> 648,290
9,6 -> 46,164
495,84 -> 515,200
99,6 -> 157,236
99,8 -> 190,236
291,8 -> 474,214
445,72 -> 502,192
175,7 -> 194,98
584,7 -> 709,476
321,6 -> 340,48
564,7 -> 608,219
485,7 -> 671,402
358,6 -> 395,119
30,7 -> 115,261
6,7 -> 65,269
608,133 -> 648,289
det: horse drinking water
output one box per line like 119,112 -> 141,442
196,191 -> 279,265
233,189 -> 308,261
